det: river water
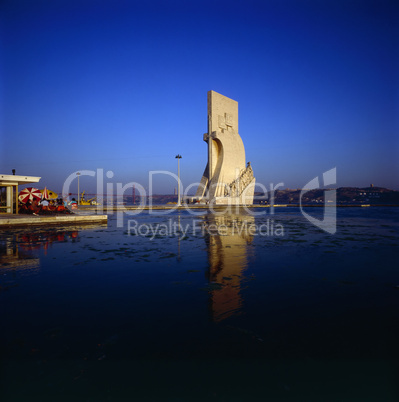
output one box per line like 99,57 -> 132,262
1,207 -> 398,401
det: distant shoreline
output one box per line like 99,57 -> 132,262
76,204 -> 399,212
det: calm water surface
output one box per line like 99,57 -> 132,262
1,207 -> 398,401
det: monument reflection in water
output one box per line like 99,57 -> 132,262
202,213 -> 254,322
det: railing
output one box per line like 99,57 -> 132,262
225,164 -> 254,197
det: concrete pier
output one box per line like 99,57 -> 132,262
0,213 -> 107,228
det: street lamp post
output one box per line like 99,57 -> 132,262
175,155 -> 182,206
76,172 -> 81,205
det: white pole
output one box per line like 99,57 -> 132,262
176,155 -> 182,206
77,172 -> 80,205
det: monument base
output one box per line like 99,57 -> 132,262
188,178 -> 255,206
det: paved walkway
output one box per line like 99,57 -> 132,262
0,213 -> 107,228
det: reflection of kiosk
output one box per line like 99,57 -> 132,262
0,173 -> 41,214
0,236 -> 40,271
203,212 -> 255,322
0,230 -> 80,272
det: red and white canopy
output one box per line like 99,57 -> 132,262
41,187 -> 49,200
18,187 -> 42,203
40,188 -> 58,199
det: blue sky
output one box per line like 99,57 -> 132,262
1,0 -> 398,195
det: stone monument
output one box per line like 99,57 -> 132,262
194,90 -> 255,205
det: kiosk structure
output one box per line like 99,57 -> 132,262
0,174 -> 41,214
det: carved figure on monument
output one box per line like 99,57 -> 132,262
194,91 -> 255,205
224,184 -> 229,197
